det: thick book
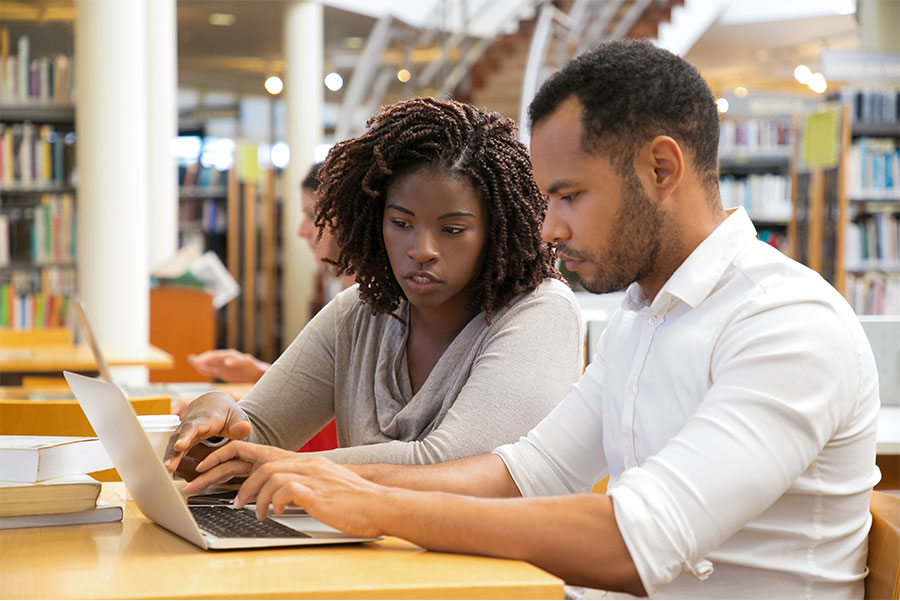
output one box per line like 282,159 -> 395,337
0,436 -> 113,482
0,499 -> 122,529
0,474 -> 100,516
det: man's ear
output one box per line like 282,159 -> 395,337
636,136 -> 684,202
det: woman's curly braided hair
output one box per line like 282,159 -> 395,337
315,97 -> 560,321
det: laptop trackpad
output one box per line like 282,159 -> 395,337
268,513 -> 359,538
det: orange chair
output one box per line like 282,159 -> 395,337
866,491 -> 900,600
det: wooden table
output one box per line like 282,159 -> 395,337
0,483 -> 564,599
0,344 -> 174,385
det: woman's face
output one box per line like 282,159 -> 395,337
298,187 -> 339,265
382,168 -> 488,313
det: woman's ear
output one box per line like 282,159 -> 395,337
636,136 -> 684,202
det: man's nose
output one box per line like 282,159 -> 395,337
541,198 -> 569,244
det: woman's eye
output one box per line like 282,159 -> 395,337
560,193 -> 578,203
443,226 -> 465,235
390,219 -> 410,228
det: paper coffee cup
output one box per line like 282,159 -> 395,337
138,414 -> 180,463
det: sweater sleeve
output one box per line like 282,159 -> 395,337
311,283 -> 584,465
238,289 -> 349,450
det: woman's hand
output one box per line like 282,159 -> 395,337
187,349 -> 270,383
163,391 -> 252,476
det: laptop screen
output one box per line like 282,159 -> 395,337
72,299 -> 114,383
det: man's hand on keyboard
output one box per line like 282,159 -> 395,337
185,442 -> 389,538
182,441 -> 302,495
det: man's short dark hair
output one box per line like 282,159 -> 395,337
528,39 -> 720,188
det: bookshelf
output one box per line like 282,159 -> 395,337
175,143 -> 284,361
840,88 -> 900,315
718,116 -> 793,252
0,25 -> 78,330
789,103 -> 850,299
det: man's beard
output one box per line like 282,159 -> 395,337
559,172 -> 664,294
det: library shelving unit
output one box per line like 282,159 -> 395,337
0,102 -> 78,330
0,26 -> 78,330
718,116 -> 793,252
176,152 -> 284,362
840,88 -> 900,315
789,103 -> 850,298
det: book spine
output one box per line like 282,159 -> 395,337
0,27 -> 7,101
0,504 -> 122,530
16,35 -> 28,102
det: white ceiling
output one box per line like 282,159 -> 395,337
0,0 -> 886,104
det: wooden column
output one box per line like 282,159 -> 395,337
226,168 -> 240,349
260,169 -> 277,362
242,182 -> 257,355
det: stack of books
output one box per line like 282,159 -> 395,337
0,435 -> 123,530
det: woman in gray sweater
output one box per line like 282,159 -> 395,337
165,98 -> 583,474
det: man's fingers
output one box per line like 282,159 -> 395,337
234,458 -> 285,509
182,459 -> 252,495
253,473 -> 298,520
271,481 -> 312,516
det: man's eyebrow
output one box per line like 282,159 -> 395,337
438,211 -> 476,219
385,204 -> 414,216
546,180 -> 577,195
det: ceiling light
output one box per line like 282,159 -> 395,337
734,86 -> 748,98
265,75 -> 284,95
324,72 -> 344,92
808,72 -> 827,94
793,64 -> 812,84
344,37 -> 365,50
208,13 -> 236,26
271,142 -> 290,169
716,98 -> 729,114
397,69 -> 411,83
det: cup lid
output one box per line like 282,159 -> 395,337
137,414 -> 180,430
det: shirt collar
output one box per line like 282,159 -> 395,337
623,207 -> 757,313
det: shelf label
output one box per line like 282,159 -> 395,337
803,108 -> 840,170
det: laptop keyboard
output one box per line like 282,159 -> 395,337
189,506 -> 310,538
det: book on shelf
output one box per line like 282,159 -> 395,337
846,137 -> 900,200
0,123 -> 74,188
0,29 -> 74,103
718,118 -> 791,157
0,436 -> 113,483
0,498 -> 123,530
838,88 -> 900,127
0,269 -> 75,329
0,474 -> 100,517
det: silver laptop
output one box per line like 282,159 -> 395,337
63,371 -> 376,549
72,298 -> 214,400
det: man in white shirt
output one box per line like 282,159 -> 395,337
182,40 -> 881,598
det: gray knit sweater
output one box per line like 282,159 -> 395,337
240,278 -> 583,465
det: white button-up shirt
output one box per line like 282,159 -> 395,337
495,208 -> 880,598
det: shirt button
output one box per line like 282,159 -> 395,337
630,385 -> 637,395
648,316 -> 658,326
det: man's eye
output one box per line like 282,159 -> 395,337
560,193 -> 578,203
